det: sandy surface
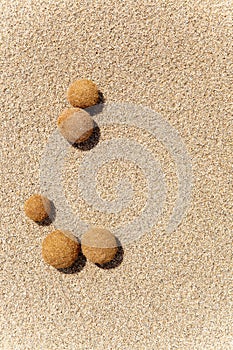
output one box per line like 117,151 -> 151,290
1,1 -> 232,349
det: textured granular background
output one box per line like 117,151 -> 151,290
1,1 -> 232,349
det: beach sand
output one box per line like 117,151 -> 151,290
1,1 -> 232,349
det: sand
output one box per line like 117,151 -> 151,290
1,1 -> 232,349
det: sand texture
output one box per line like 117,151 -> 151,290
1,1 -> 232,349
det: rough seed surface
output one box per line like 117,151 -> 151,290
42,230 -> 80,269
24,194 -> 51,222
81,227 -> 118,264
67,79 -> 99,108
57,108 -> 94,143
1,1 -> 232,349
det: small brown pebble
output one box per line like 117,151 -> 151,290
67,79 -> 99,108
81,227 -> 118,264
24,194 -> 51,222
57,108 -> 94,144
42,230 -> 80,269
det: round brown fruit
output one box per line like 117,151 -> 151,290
24,194 -> 51,222
81,227 -> 118,264
42,230 -> 80,269
57,108 -> 94,144
67,79 -> 99,109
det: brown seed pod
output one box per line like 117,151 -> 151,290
81,227 -> 118,264
42,230 -> 80,269
24,194 -> 51,222
57,108 -> 94,144
67,79 -> 99,108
